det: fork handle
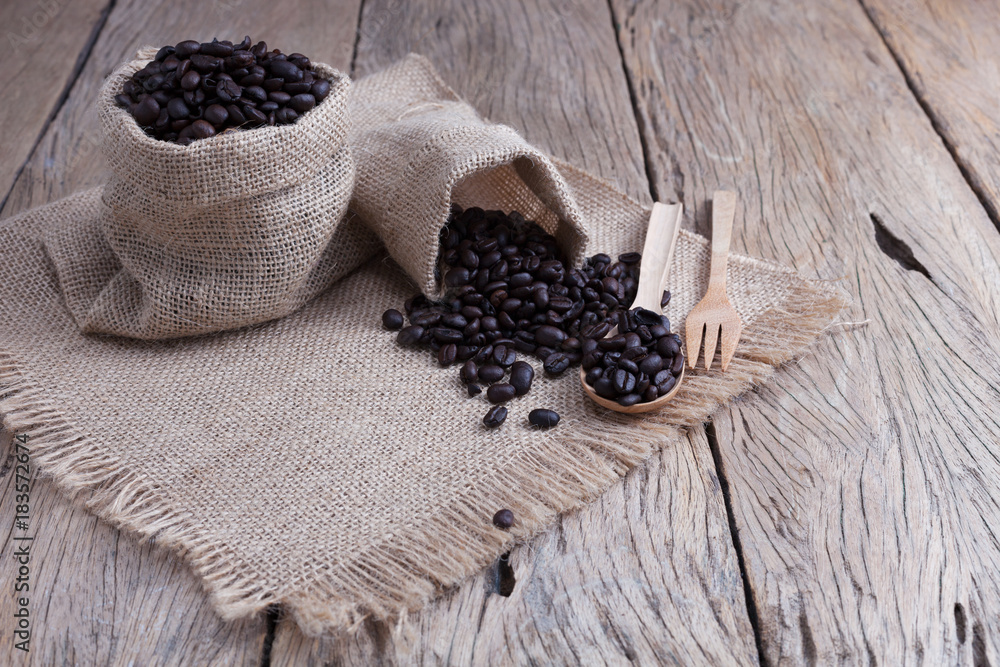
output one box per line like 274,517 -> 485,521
708,190 -> 737,293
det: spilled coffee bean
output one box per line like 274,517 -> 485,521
528,409 -> 560,428
492,508 -> 515,529
483,405 -> 508,428
382,206 -> 682,426
382,308 -> 403,330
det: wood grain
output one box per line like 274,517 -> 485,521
273,430 -> 756,666
0,0 -> 109,208
0,0 -> 362,663
861,0 -> 1000,228
272,0 -> 758,663
612,0 -> 1000,663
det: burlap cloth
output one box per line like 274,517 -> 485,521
0,55 -> 846,636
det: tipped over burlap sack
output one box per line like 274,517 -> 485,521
42,47 -> 370,340
0,54 -> 846,636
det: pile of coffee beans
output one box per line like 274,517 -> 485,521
582,307 -> 684,406
384,205 -> 675,426
116,36 -> 333,145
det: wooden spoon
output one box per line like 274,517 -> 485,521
580,202 -> 685,413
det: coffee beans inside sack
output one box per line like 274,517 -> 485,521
42,42 -> 357,340
117,36 -> 334,144
385,205 -> 683,424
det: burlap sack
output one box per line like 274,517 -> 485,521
42,48 -> 372,340
348,55 -> 590,299
0,55 -> 846,636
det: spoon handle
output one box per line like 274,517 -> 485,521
633,202 -> 683,312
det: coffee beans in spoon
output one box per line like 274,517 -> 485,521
581,307 -> 685,406
116,36 -> 333,145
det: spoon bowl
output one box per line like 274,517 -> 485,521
580,364 -> 684,413
579,202 -> 685,413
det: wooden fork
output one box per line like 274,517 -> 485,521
685,190 -> 743,371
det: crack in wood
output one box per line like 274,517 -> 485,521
955,602 -> 968,645
705,421 -> 769,667
870,213 -> 934,284
856,0 -> 1000,237
606,0 -> 665,205
259,604 -> 281,667
497,551 -> 516,597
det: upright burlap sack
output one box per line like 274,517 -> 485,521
0,55 -> 847,636
42,48 -> 374,340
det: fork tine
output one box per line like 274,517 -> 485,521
720,321 -> 742,371
686,320 -> 704,369
702,322 -> 720,371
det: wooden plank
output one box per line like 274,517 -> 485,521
0,0 -> 363,663
0,0 -> 109,209
271,1 -> 758,663
861,0 -> 1000,227
611,0 -> 1000,663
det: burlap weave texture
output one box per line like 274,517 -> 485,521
0,55 -> 846,636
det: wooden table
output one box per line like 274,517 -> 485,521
2,0 -> 999,664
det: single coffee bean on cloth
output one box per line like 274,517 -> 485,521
41,44 -> 379,340
0,54 -> 846,636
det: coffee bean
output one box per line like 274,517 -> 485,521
593,377 -> 616,399
493,344 -> 516,367
132,96 -> 160,126
190,119 -> 216,138
382,308 -> 404,330
661,290 -> 671,308
438,343 -> 457,366
656,374 -> 677,396
639,353 -> 663,376
200,40 -> 233,57
467,383 -> 482,397
534,324 -> 566,348
657,335 -> 680,358
509,360 -> 534,395
289,93 -> 316,112
460,360 -> 479,384
174,40 -> 201,58
397,325 -> 424,345
471,365 -> 502,387
431,327 -> 463,344
487,383 -> 516,404
166,97 -> 190,120
492,508 -> 514,528
445,267 -> 470,287
311,78 -> 331,101
543,352 -> 571,375
613,369 -> 636,394
617,393 -> 642,407
528,409 -> 560,428
269,59 -> 303,81
483,406 -> 508,428
669,351 -> 685,375
275,107 -> 298,124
